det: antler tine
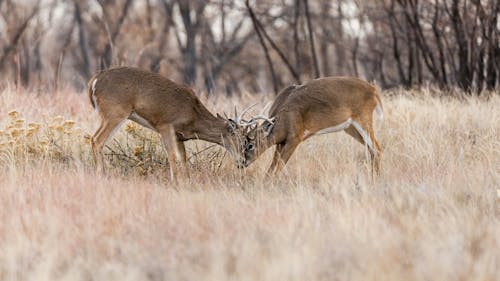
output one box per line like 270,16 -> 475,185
260,102 -> 272,116
239,102 -> 258,123
238,119 -> 256,127
243,102 -> 275,125
250,115 -> 275,124
234,106 -> 238,122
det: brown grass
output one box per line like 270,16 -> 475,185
0,86 -> 498,280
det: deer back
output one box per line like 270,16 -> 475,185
90,67 -> 213,127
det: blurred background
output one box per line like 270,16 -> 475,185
0,0 -> 498,95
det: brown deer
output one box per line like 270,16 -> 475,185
241,77 -> 383,175
88,66 -> 249,179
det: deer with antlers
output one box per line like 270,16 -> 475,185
88,67 -> 251,179
240,77 -> 384,175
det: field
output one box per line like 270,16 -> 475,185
0,86 -> 498,280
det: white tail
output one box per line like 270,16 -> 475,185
375,104 -> 384,120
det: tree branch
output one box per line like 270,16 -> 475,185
245,0 -> 278,94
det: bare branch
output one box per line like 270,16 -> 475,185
0,5 -> 39,69
245,0 -> 279,94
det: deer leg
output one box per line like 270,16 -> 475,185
344,125 -> 365,145
91,123 -> 104,165
349,120 -> 381,176
267,143 -> 284,175
367,126 -> 382,175
176,140 -> 187,163
159,124 -> 184,182
269,140 -> 300,174
176,140 -> 189,178
91,117 -> 125,173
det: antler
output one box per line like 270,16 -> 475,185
249,115 -> 275,124
245,102 -> 275,124
239,103 -> 258,121
232,103 -> 259,126
260,102 -> 272,116
225,102 -> 274,127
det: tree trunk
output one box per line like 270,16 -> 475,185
449,0 -> 472,90
293,0 -> 301,79
74,1 -> 91,80
304,0 -> 320,78
245,0 -> 279,94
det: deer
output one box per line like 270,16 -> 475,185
240,77 -> 383,176
87,66 -> 251,180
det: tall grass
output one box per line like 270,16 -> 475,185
0,86 -> 498,280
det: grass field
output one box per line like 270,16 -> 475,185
0,86 -> 499,280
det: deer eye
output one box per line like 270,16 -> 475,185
247,143 -> 254,151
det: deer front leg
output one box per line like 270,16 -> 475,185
176,140 -> 189,178
267,143 -> 284,176
159,124 -> 186,182
268,140 -> 300,174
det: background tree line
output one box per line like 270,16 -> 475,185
0,0 -> 498,95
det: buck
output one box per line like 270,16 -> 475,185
88,66 -> 249,179
241,77 -> 383,175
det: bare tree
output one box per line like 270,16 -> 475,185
200,1 -> 255,94
0,1 -> 39,72
95,0 -> 134,69
0,0 -> 497,94
245,0 -> 279,94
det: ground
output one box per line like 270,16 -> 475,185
0,86 -> 498,280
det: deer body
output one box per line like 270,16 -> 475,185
88,67 -> 245,179
244,77 -> 383,174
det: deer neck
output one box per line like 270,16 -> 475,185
252,127 -> 277,158
192,111 -> 227,146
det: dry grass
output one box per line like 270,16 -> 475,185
0,86 -> 498,281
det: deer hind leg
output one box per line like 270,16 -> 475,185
368,127 -> 382,175
344,126 -> 365,145
346,120 -> 381,175
91,123 -> 104,165
91,117 -> 126,173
